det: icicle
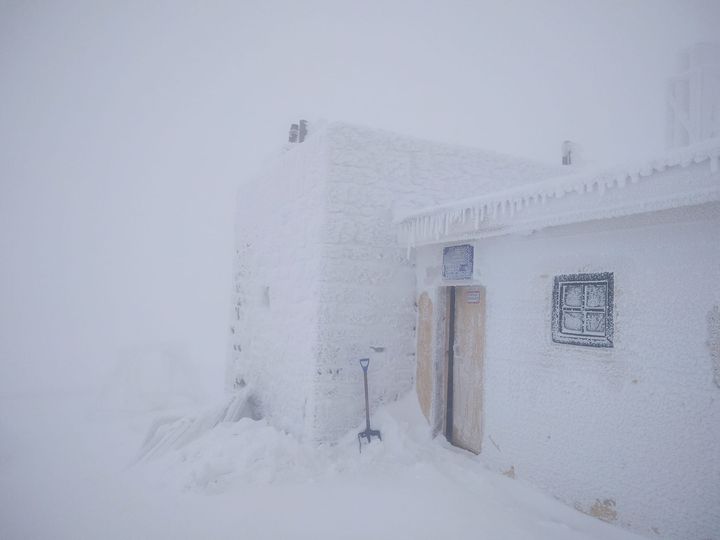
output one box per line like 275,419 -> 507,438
406,223 -> 413,259
630,172 -> 640,184
617,174 -> 627,189
474,206 -> 480,229
710,153 -> 719,173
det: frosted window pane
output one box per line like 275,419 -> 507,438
552,273 -> 613,347
586,284 -> 607,308
562,311 -> 583,332
586,312 -> 606,333
563,284 -> 583,307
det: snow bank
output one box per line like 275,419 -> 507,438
137,386 -> 261,461
127,393 -> 643,540
137,391 -> 434,491
1,389 -> 643,540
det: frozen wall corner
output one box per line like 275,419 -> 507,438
708,304 -> 720,388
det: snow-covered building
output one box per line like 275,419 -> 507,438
226,122 -> 564,442
396,139 -> 720,540
228,121 -> 719,538
228,45 -> 720,540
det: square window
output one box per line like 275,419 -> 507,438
552,273 -> 613,347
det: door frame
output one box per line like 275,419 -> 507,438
444,286 -> 457,442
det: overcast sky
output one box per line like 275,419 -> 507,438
1,0 -> 719,395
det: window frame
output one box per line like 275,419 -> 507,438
552,272 -> 614,348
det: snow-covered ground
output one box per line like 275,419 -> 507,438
0,384 -> 645,540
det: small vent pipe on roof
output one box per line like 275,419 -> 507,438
288,119 -> 309,143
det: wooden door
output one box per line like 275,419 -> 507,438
447,286 -> 485,454
416,292 -> 433,421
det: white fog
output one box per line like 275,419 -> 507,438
1,1 -> 719,539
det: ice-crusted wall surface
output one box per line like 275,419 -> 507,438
228,121 -> 564,442
227,132 -> 328,439
414,200 -> 720,537
311,122 -> 563,442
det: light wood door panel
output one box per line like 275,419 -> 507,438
451,286 -> 485,454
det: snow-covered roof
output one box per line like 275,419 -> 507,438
395,138 -> 720,247
324,121 -> 568,208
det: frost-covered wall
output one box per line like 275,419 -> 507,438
310,123 -> 562,442
229,122 -> 562,442
414,199 -> 720,539
227,133 -> 328,438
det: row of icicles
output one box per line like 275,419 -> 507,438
399,144 -> 720,249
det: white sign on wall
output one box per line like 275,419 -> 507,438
443,244 -> 473,280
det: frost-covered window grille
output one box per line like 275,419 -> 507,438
552,272 -> 613,348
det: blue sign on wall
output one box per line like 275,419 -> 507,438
443,244 -> 474,280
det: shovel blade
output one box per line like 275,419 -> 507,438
357,429 -> 382,452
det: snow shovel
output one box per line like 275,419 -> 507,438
358,357 -> 382,452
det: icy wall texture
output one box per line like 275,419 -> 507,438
228,132 -> 328,438
229,122 -> 562,442
415,199 -> 720,540
312,123 -> 562,442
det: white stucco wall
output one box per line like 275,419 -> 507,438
415,205 -> 720,540
227,133 -> 328,438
